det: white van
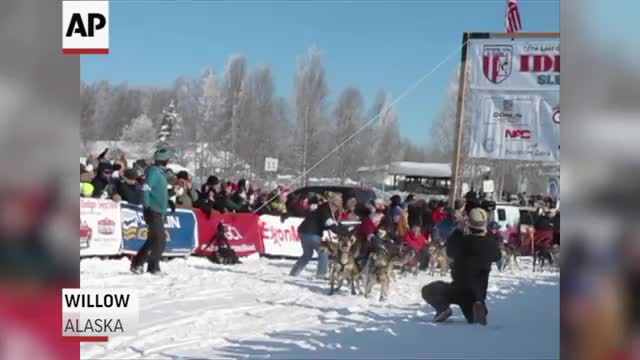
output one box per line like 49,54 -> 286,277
493,203 -> 520,230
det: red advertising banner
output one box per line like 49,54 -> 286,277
193,210 -> 261,257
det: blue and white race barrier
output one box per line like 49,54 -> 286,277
120,203 -> 198,257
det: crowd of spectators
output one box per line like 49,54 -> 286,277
80,149 -> 362,219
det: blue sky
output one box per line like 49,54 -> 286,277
81,0 -> 559,146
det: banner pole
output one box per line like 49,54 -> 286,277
449,32 -> 470,207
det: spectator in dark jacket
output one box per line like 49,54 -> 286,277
290,193 -> 350,279
174,171 -> 198,209
421,208 -> 501,325
196,175 -> 226,216
113,168 -> 144,205
231,179 -> 250,212
91,161 -> 116,199
407,199 -> 425,229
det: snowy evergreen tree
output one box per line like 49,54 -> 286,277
156,100 -> 183,153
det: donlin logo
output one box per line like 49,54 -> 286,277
62,1 -> 109,55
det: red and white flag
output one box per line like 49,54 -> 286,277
505,0 -> 522,33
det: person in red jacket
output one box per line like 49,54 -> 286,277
404,224 -> 431,271
432,201 -> 447,226
405,224 -> 429,252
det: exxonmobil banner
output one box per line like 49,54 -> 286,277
259,215 -> 361,258
259,215 -> 304,257
194,210 -> 260,257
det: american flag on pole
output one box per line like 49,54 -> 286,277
506,0 -> 522,33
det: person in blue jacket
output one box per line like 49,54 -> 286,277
130,148 -> 174,275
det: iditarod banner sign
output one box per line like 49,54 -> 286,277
467,38 -> 559,162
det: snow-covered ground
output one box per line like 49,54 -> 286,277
80,256 -> 559,359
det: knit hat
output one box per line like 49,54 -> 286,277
153,148 -> 175,161
206,175 -> 220,186
177,170 -> 190,181
96,161 -> 113,174
391,206 -> 404,218
123,168 -> 139,181
468,208 -> 489,230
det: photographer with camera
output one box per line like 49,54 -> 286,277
421,207 -> 501,325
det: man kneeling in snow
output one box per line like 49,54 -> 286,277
421,208 -> 501,326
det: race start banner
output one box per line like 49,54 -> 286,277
467,38 -> 559,162
120,203 -> 198,256
80,198 -> 122,257
193,210 -> 261,257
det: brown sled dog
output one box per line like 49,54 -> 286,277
321,235 -> 364,295
364,241 -> 402,301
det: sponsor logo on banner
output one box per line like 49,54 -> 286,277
519,49 -> 560,86
80,199 -> 122,257
482,138 -> 496,153
483,45 -> 513,84
121,208 -> 172,242
97,218 -> 116,235
505,129 -> 531,140
80,221 -> 92,249
194,210 -> 259,257
121,203 -> 198,256
223,224 -> 244,242
493,99 -> 524,124
552,107 -> 560,124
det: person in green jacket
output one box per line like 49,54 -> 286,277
130,148 -> 174,275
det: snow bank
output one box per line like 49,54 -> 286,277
80,257 -> 559,359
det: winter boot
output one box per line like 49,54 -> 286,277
130,264 -> 144,274
434,307 -> 453,322
472,301 -> 487,326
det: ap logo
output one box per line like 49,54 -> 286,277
62,1 -> 109,54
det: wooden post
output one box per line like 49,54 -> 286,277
449,32 -> 470,206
